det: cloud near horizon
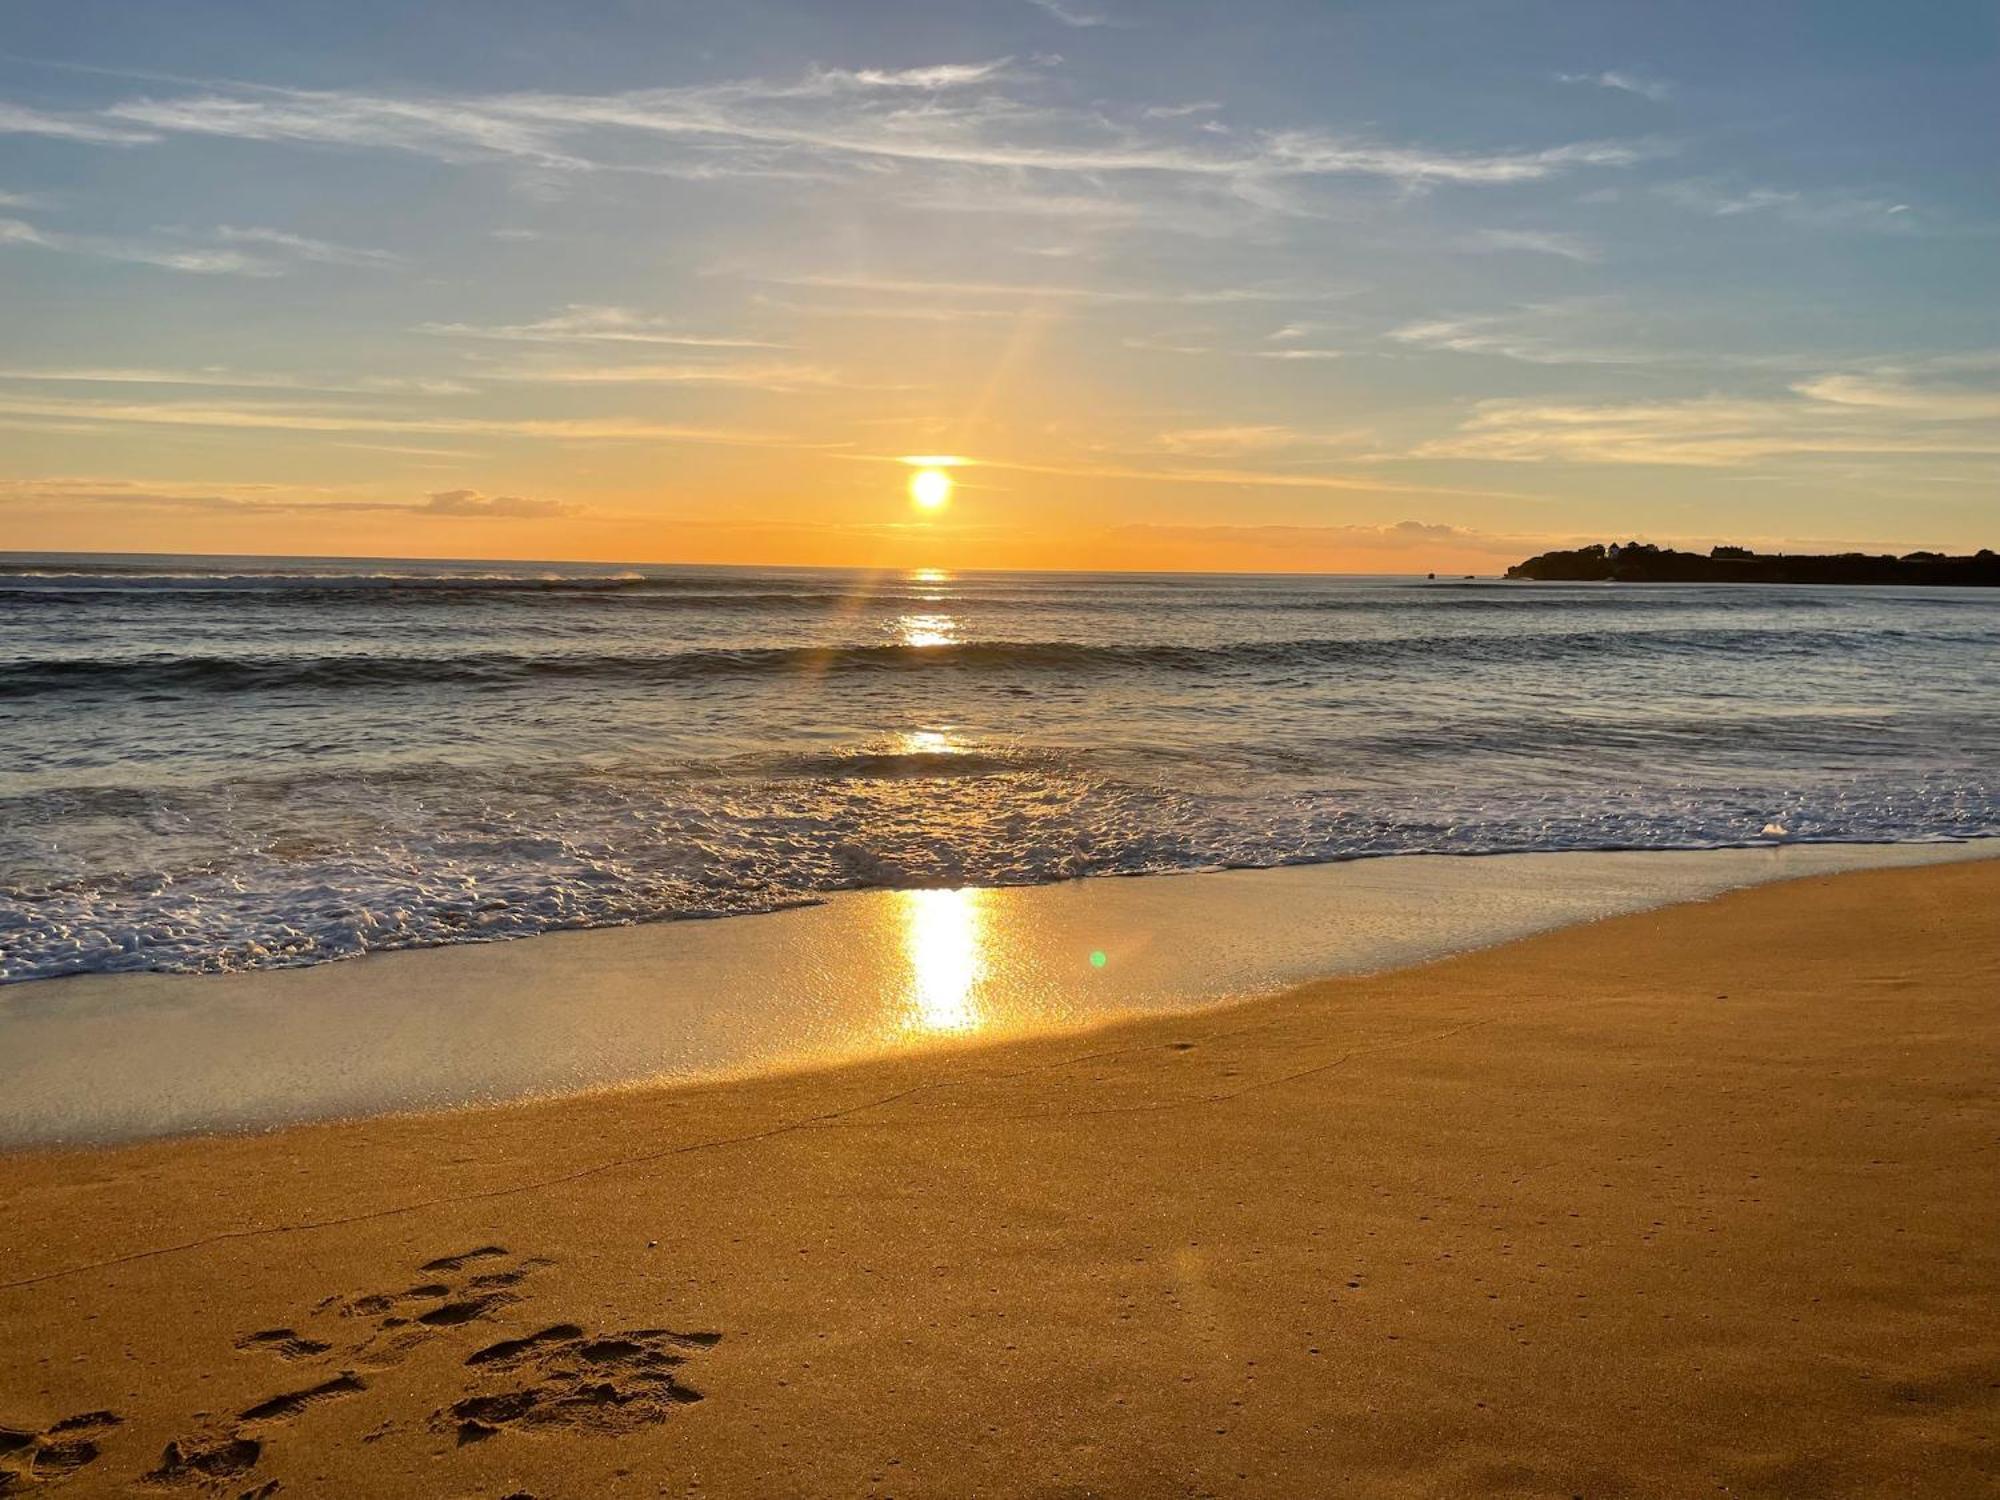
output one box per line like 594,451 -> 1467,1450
1,478 -> 580,520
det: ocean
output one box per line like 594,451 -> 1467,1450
2,552 -> 1994,985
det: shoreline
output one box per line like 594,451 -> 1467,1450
2,839 -> 1993,1148
1,858 -> 1994,1496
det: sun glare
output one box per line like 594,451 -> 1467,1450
901,887 -> 987,1034
910,468 -> 953,511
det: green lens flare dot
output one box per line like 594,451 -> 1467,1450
1089,950 -> 1107,969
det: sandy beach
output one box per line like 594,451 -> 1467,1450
2,857 -> 1995,1497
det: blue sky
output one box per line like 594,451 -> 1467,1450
2,0 -> 1995,568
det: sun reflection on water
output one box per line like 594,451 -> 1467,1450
900,887 -> 987,1034
897,612 -> 957,647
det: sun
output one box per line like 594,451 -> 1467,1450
909,467 -> 953,512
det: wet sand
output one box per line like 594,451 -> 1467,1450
4,842 -> 1986,1147
2,858 -> 1996,1497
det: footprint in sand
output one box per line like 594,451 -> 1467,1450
0,1410 -> 121,1491
418,1246 -> 510,1275
437,1325 -> 722,1446
142,1247 -> 716,1488
322,1251 -> 555,1368
140,1432 -> 262,1490
145,1373 -> 363,1491
237,1375 -> 368,1427
233,1330 -> 333,1362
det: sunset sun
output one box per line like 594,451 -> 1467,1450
909,467 -> 953,512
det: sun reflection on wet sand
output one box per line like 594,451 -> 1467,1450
900,887 -> 988,1034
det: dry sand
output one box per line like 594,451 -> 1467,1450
1,859 -> 1995,1498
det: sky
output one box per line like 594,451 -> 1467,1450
1,0 -> 1995,573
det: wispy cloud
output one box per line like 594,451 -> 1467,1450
417,304 -> 783,348
0,477 -> 579,518
1794,373 -> 2000,421
1420,371 -> 2000,467
419,486 -> 575,517
0,101 -> 157,143
887,451 -> 1522,501
1025,0 -> 1121,27
0,365 -> 471,394
1111,518 -> 1543,559
467,360 -> 837,391
765,270 -> 1345,308
1466,228 -> 1601,262
1558,70 -> 1673,103
0,215 -> 274,274
213,225 -> 402,268
1655,179 -> 1914,228
753,295 -> 1024,323
1121,332 -> 1345,361
0,392 -> 818,447
1387,303 -> 1653,365
0,214 -> 399,275
43,59 -> 1653,194
1154,424 -> 1368,456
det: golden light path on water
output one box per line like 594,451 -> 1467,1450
897,614 -> 957,647
900,887 -> 989,1034
895,568 -> 957,647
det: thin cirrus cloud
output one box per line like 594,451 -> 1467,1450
1466,228 -> 1601,263
0,366 -> 472,395
53,58 -> 1657,191
1025,0 -> 1123,27
416,305 -> 786,349
467,361 -> 838,391
903,452 -> 1521,502
0,214 -> 399,276
0,479 -> 578,519
1557,70 -> 1673,103
1154,424 -> 1369,456
1388,303 -> 1661,366
0,216 -> 270,274
1119,333 -> 1346,361
1654,180 -> 1914,228
0,392 -> 820,448
1110,519 -> 1545,558
0,100 -> 157,143
1419,371 -> 2000,467
762,271 -> 1352,308
212,226 -> 402,268
419,487 -> 575,518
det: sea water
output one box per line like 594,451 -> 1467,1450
3,553 -> 1994,983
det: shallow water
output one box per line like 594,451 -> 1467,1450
2,553 -> 1995,982
2,842 -> 1989,1146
